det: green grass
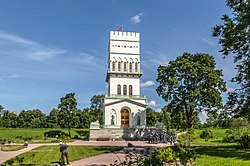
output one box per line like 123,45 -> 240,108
195,146 -> 250,166
1,145 -> 27,151
179,128 -> 250,165
0,128 -> 89,143
10,145 -> 122,165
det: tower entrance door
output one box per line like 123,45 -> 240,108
121,109 -> 129,128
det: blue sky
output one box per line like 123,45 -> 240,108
0,0 -> 237,119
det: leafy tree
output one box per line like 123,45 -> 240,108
213,0 -> 250,120
47,108 -> 60,128
205,110 -> 219,128
200,129 -> 214,141
0,105 -> 4,127
58,93 -> 77,137
156,52 -> 227,128
17,109 -> 47,128
2,110 -> 11,128
146,108 -> 159,126
90,94 -> 105,125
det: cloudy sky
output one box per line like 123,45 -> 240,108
0,0 -> 237,118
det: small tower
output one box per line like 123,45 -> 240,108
104,31 -> 147,128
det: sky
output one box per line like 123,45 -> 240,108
0,0 -> 237,120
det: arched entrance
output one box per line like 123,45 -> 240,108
121,108 -> 129,128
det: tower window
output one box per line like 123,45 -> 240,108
123,85 -> 127,95
112,61 -> 115,71
124,62 -> 127,71
129,62 -> 132,72
118,62 -> 121,71
117,85 -> 121,95
135,62 -> 138,72
129,85 -> 132,96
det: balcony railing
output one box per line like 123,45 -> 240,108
105,94 -> 146,99
107,68 -> 143,74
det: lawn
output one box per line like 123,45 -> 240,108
195,146 -> 250,166
187,128 -> 250,166
0,128 -> 89,143
1,145 -> 27,151
9,145 -> 122,165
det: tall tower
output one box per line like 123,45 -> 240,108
104,31 -> 147,128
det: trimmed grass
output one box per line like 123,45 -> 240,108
0,128 -> 89,143
179,128 -> 250,165
195,146 -> 250,166
10,145 -> 122,165
1,145 -> 27,151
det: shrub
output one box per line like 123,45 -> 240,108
142,147 -> 174,166
223,129 -> 238,143
238,134 -> 250,149
200,129 -> 214,141
175,140 -> 196,166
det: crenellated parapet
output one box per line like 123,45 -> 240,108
110,31 -> 140,41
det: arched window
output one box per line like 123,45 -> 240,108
137,116 -> 141,126
111,115 -> 115,125
129,85 -> 132,96
118,62 -> 121,71
124,62 -> 127,72
135,62 -> 138,72
117,85 -> 121,95
123,85 -> 127,95
129,62 -> 132,72
112,61 -> 115,71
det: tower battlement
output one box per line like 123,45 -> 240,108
110,31 -> 140,41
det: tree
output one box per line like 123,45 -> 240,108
156,52 -> 227,128
47,108 -> 60,128
213,0 -> 250,120
17,109 -> 46,128
146,108 -> 159,126
0,105 -> 3,127
58,93 -> 77,137
90,94 -> 105,125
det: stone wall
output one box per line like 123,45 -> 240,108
89,128 -> 163,141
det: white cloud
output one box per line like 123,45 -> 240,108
0,30 -> 37,46
140,80 -> 155,88
156,108 -> 162,112
0,29 -> 65,61
148,100 -> 157,106
142,50 -> 169,67
227,87 -> 235,93
131,12 -> 144,24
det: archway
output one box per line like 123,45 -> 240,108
121,108 -> 130,128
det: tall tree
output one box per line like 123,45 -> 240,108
0,105 -> 4,127
146,108 -> 159,126
17,109 -> 46,128
213,0 -> 250,119
58,93 -> 77,137
90,94 -> 105,125
156,52 -> 227,128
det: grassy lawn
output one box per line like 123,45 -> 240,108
1,145 -> 27,151
10,145 -> 122,165
195,146 -> 250,166
183,128 -> 250,166
0,128 -> 89,143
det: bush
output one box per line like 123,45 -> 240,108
178,129 -> 199,141
238,134 -> 250,149
175,140 -> 196,166
142,147 -> 174,166
200,129 -> 214,141
223,129 -> 238,143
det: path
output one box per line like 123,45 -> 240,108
0,140 -> 170,165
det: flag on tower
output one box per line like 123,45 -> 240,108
117,26 -> 123,31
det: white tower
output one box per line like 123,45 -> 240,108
104,31 -> 147,128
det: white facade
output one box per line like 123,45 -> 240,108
104,31 -> 147,128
